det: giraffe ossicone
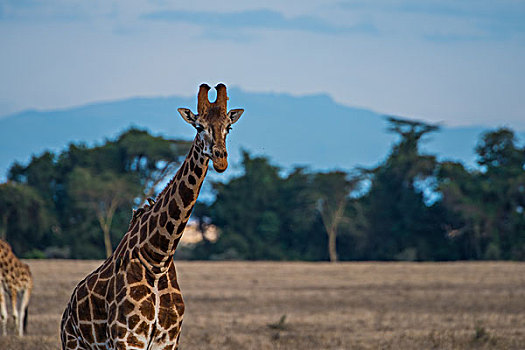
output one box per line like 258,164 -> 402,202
60,83 -> 244,350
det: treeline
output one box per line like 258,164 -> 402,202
1,118 -> 524,261
1,129 -> 191,258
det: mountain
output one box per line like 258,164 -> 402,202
1,88 -> 522,180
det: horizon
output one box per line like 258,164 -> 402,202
2,88 -> 524,133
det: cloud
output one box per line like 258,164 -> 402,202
141,8 -> 377,36
0,0 -> 114,23
337,1 -> 525,42
396,2 -> 525,40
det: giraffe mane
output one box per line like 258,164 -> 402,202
154,169 -> 178,203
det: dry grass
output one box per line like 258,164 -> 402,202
1,261 -> 524,349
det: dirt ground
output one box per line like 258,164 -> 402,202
0,260 -> 524,349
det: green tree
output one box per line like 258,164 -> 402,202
0,182 -> 52,255
361,117 -> 446,260
439,128 -> 525,259
114,129 -> 191,203
208,152 -> 283,259
67,168 -> 139,258
8,151 -> 57,204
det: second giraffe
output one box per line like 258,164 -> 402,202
0,239 -> 32,336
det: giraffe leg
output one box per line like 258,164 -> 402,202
17,287 -> 30,336
0,287 -> 7,335
10,288 -> 18,335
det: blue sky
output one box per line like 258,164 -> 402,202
1,0 -> 524,129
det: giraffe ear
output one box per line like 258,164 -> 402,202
228,109 -> 244,124
178,108 -> 197,125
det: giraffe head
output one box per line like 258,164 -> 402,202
178,83 -> 244,173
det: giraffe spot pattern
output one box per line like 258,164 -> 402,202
107,303 -> 117,324
77,284 -> 89,300
106,279 -> 115,300
94,279 -> 109,297
168,199 -> 181,220
79,323 -> 94,343
176,222 -> 187,235
166,221 -> 175,235
120,299 -> 135,317
91,294 -> 107,320
127,314 -> 140,330
151,231 -> 170,250
140,225 -> 148,243
169,326 -> 180,341
153,199 -> 162,212
127,333 -> 145,348
162,196 -> 169,208
115,273 -> 125,291
130,285 -> 150,301
78,298 -> 91,321
159,211 -> 167,227
158,274 -> 168,290
126,262 -> 143,284
140,211 -> 151,225
148,218 -> 157,235
128,234 -> 138,247
178,181 -> 194,208
139,299 -> 155,321
87,274 -> 98,290
198,161 -> 206,177
99,263 -> 113,279
145,270 -> 156,288
94,322 -> 107,342
136,321 -> 150,337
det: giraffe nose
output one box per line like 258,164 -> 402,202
212,148 -> 228,172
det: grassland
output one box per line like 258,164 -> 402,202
0,260 -> 524,349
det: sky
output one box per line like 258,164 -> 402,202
1,0 -> 524,129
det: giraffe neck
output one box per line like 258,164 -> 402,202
136,135 -> 209,270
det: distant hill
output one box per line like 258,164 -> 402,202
1,88 -> 522,180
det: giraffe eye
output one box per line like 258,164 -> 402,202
196,125 -> 204,132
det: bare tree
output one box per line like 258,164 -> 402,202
68,168 -> 137,258
314,172 -> 357,263
317,196 -> 347,262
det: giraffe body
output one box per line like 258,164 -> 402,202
0,239 -> 33,336
60,84 -> 244,349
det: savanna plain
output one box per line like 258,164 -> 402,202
0,261 -> 524,350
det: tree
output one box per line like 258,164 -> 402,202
313,172 -> 357,262
476,128 -> 523,176
8,151 -> 57,204
0,182 -> 52,255
439,128 -> 525,259
67,168 -> 139,258
438,161 -> 486,259
114,129 -> 191,204
361,117 -> 446,260
208,152 -> 283,259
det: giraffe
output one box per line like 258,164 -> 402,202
60,83 -> 244,350
0,239 -> 33,336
